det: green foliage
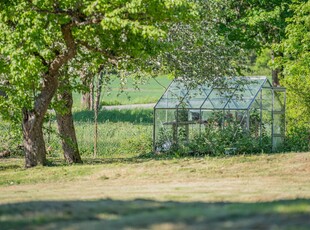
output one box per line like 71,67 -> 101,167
163,1 -> 249,85
217,0 -> 294,50
0,119 -> 22,155
273,0 -> 310,149
0,0 -> 197,164
157,111 -> 273,157
283,126 -> 310,152
185,125 -> 271,156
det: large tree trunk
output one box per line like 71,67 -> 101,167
56,83 -> 82,164
22,112 -> 47,167
23,75 -> 58,167
23,23 -> 76,168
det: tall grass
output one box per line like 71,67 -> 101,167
45,109 -> 154,158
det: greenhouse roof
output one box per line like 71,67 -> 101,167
155,76 -> 274,110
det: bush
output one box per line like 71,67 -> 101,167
187,126 -> 271,156
283,125 -> 310,152
0,121 -> 23,156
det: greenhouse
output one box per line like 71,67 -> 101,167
153,76 -> 286,154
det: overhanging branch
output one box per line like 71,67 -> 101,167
76,40 -> 118,66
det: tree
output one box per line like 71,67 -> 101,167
162,1 -> 249,88
217,0 -> 298,85
274,0 -> 310,131
55,76 -> 82,164
0,0 -> 196,167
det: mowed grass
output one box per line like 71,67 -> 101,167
0,152 -> 310,229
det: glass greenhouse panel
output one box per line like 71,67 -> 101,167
245,77 -> 266,94
273,113 -> 285,135
273,90 -> 285,112
154,76 -> 285,152
273,136 -> 283,151
202,89 -> 231,109
262,110 -> 272,136
225,98 -> 253,110
156,98 -> 182,109
179,86 -> 212,109
262,88 -> 273,111
154,109 -> 176,151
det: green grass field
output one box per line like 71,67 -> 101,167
43,109 -> 153,158
73,75 -> 171,109
0,152 -> 310,229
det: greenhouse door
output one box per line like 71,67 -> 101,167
272,88 -> 286,151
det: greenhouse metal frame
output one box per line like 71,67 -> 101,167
153,76 -> 286,153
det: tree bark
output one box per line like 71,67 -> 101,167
271,50 -> 281,87
81,72 -> 95,110
23,75 -> 58,167
23,23 -> 76,168
94,71 -> 104,157
81,92 -> 91,110
272,69 -> 280,87
56,83 -> 82,164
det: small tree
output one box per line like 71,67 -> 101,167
274,0 -> 310,147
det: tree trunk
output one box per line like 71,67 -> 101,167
22,110 -> 47,167
22,75 -> 58,167
94,71 -> 104,157
272,69 -> 280,87
81,73 -> 95,110
56,84 -> 82,164
81,92 -> 91,110
22,22 -> 76,168
271,50 -> 281,87
90,81 -> 95,110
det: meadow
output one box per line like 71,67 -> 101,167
1,75 -> 310,229
72,75 -> 171,108
45,109 -> 154,158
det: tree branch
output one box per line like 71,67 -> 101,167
33,51 -> 49,67
76,40 -> 118,66
48,23 -> 77,76
75,17 -> 105,26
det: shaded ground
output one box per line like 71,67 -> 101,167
0,199 -> 309,230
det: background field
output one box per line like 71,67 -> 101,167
72,76 -> 171,109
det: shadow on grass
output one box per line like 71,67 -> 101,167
0,164 -> 21,171
43,153 -> 170,167
0,198 -> 309,229
73,109 -> 153,124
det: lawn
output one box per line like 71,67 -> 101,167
0,152 -> 310,229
